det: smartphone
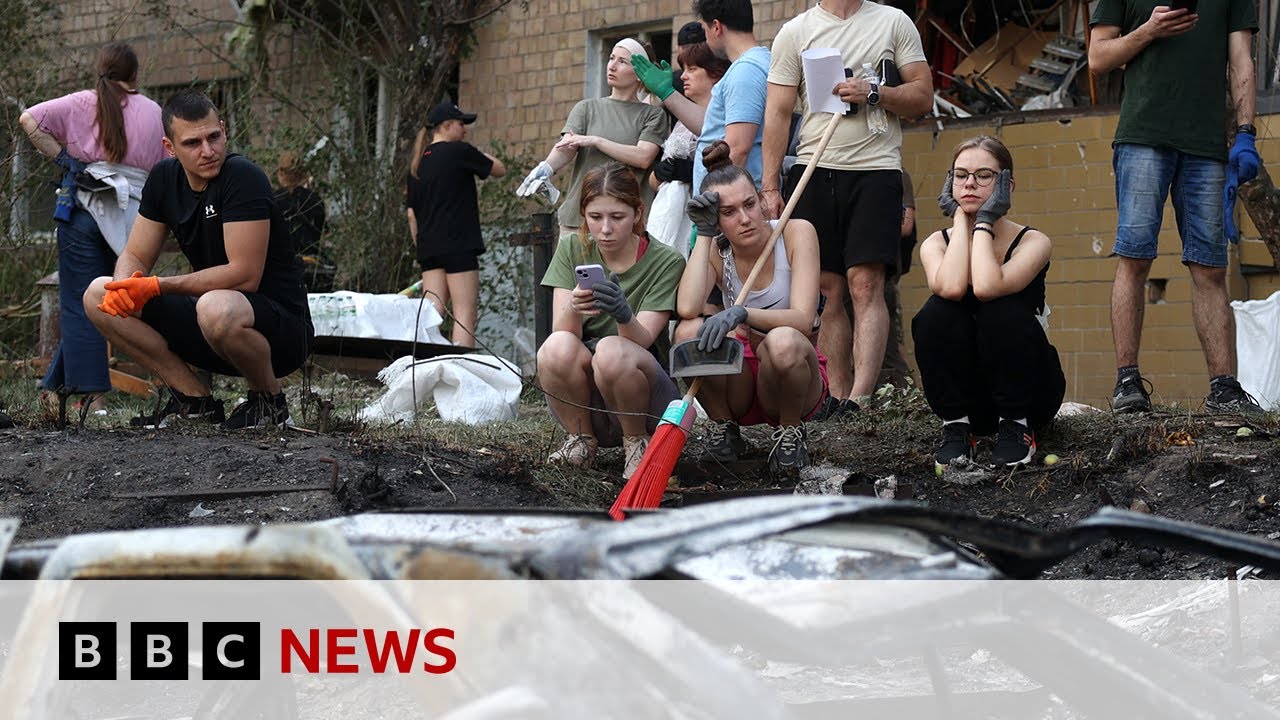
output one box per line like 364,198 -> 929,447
878,58 -> 901,88
1170,0 -> 1197,12
575,264 -> 607,290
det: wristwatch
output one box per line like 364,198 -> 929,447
867,82 -> 881,107
1238,124 -> 1257,136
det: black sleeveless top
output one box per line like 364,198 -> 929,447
941,226 -> 1048,314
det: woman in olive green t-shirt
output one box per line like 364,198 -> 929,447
516,38 -> 668,236
538,163 -> 685,482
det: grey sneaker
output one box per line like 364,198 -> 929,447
701,420 -> 747,462
1111,374 -> 1152,413
1205,377 -> 1266,416
768,424 -> 810,475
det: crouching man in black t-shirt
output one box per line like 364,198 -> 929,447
85,90 -> 313,429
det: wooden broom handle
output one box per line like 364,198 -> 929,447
681,110 -> 844,403
731,110 -> 843,307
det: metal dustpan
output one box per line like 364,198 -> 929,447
670,337 -> 744,378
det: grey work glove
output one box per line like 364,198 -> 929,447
697,305 -> 748,352
938,170 -> 959,218
592,272 -> 634,325
686,190 -> 721,237
975,169 -> 1012,226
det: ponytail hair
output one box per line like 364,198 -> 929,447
410,127 -> 428,180
94,43 -> 139,165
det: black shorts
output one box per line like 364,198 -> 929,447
783,166 -> 903,274
140,293 -> 314,378
419,251 -> 480,274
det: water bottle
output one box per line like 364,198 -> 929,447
53,184 -> 75,222
862,63 -> 889,135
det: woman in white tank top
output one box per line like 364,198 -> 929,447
672,142 -> 829,475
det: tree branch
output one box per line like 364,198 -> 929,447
446,0 -> 515,27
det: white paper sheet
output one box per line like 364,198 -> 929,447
801,48 -> 850,115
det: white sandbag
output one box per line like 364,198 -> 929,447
1055,401 -> 1101,417
309,291 -> 449,344
359,353 -> 522,425
648,180 -> 693,258
1232,291 -> 1280,410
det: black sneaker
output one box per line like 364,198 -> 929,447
1206,377 -> 1265,416
131,391 -> 225,429
935,422 -> 976,468
0,409 -> 13,429
992,419 -> 1037,466
701,420 -> 747,462
1111,374 -> 1152,413
221,391 -> 291,430
768,424 -> 809,474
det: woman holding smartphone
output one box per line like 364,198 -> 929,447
537,162 -> 685,480
517,38 -> 669,236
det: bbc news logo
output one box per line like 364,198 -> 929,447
58,622 -> 457,680
59,622 -> 260,681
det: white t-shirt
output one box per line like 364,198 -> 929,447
769,2 -> 926,171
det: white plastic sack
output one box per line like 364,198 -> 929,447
359,353 -> 521,425
648,180 -> 693,258
308,291 -> 449,344
1232,291 -> 1280,410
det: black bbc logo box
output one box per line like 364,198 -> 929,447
58,621 -> 261,681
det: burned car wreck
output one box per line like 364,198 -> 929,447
0,496 -> 1277,719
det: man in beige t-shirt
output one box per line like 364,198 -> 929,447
762,0 -> 931,411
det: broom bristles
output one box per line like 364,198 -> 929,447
608,422 -> 688,520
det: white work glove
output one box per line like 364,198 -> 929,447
517,161 -> 554,197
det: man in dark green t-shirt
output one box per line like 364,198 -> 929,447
1090,1 -> 1263,415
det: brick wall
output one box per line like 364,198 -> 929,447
50,1 -> 326,145
48,1 -> 1280,411
462,3 -> 1280,411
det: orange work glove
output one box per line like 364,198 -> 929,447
99,271 -> 161,317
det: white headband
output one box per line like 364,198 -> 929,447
615,38 -> 648,61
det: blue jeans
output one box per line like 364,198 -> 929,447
1112,143 -> 1227,268
41,207 -> 115,394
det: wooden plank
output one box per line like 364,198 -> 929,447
109,369 -> 154,397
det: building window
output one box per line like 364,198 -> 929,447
146,79 -> 246,140
586,24 -> 674,98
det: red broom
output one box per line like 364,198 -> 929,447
609,111 -> 844,520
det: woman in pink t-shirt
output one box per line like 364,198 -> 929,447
19,42 -> 165,412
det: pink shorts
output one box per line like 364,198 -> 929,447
734,337 -> 830,427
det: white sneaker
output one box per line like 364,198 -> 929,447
547,434 -> 598,467
621,435 -> 650,480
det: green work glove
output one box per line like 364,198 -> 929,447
631,55 -> 675,101
975,169 -> 1012,227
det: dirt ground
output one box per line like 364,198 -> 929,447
0,384 -> 1277,580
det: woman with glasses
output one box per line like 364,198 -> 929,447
911,136 -> 1064,470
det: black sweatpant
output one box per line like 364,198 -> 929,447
911,294 -> 1065,436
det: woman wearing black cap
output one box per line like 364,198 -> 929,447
406,101 -> 506,347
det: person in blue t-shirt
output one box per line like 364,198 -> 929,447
631,0 -> 771,193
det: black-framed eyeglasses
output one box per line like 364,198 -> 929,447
953,168 -> 999,187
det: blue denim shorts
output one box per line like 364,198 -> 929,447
1112,143 -> 1227,268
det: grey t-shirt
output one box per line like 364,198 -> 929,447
557,97 -> 668,227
